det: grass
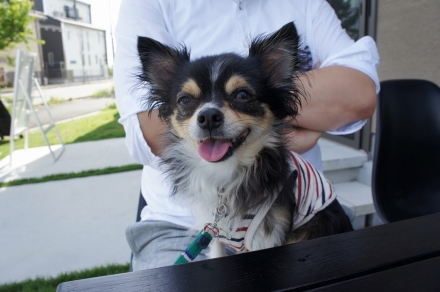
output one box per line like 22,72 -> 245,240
0,164 -> 143,187
0,108 -> 125,161
91,87 -> 114,98
46,97 -> 69,105
0,263 -> 130,292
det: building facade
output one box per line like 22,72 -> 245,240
34,0 -> 108,84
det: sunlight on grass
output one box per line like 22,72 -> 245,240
0,108 -> 124,161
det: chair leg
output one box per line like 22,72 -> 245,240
136,191 -> 147,222
365,214 -> 375,227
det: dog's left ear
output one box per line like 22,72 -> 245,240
249,22 -> 301,88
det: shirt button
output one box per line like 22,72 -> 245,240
242,42 -> 248,48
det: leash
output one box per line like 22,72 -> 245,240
174,203 -> 227,265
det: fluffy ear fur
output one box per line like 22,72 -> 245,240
249,22 -> 305,119
249,22 -> 301,88
137,37 -> 190,115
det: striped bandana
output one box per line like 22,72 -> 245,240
215,151 -> 336,252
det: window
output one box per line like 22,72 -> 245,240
95,55 -> 98,64
327,0 -> 360,40
88,55 -> 91,66
48,52 -> 54,66
327,0 -> 378,40
64,5 -> 79,20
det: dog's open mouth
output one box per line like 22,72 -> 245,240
197,129 -> 250,162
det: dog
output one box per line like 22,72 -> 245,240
136,22 -> 353,258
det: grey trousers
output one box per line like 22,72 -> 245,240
126,206 -> 355,271
126,220 -> 236,270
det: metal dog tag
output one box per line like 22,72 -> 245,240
213,203 -> 228,223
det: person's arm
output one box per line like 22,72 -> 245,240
137,110 -> 167,156
294,66 -> 377,132
114,0 -> 174,162
286,0 -> 379,153
286,65 -> 377,154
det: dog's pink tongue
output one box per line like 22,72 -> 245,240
198,138 -> 232,162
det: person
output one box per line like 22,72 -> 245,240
113,0 -> 379,270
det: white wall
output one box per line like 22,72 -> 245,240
43,0 -> 91,23
62,23 -> 107,78
376,0 -> 440,85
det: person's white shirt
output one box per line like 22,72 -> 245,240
114,0 -> 380,228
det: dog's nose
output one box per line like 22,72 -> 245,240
197,108 -> 224,130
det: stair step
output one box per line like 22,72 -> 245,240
319,138 -> 368,183
333,181 -> 375,217
320,138 -> 368,171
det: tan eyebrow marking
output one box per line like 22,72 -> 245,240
225,75 -> 250,95
181,78 -> 201,97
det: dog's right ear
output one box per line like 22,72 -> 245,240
137,36 -> 190,94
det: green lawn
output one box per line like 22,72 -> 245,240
0,164 -> 143,187
0,107 -> 125,161
0,263 -> 130,292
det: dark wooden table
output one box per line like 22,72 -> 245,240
57,213 -> 440,292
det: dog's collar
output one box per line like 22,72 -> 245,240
173,199 -> 228,265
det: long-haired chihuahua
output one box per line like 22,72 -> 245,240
137,22 -> 353,258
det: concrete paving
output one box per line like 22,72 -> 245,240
0,138 -> 142,284
1,79 -> 114,103
28,97 -> 116,129
0,171 -> 141,284
0,138 -> 138,182
0,78 -> 142,284
34,79 -> 114,102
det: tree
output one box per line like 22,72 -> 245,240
327,0 -> 359,40
0,0 -> 35,51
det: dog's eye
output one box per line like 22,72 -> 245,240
178,95 -> 193,105
235,90 -> 252,101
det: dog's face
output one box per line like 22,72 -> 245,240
138,23 -> 303,164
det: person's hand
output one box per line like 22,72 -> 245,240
284,127 -> 323,154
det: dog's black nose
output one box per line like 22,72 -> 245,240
197,108 -> 224,130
